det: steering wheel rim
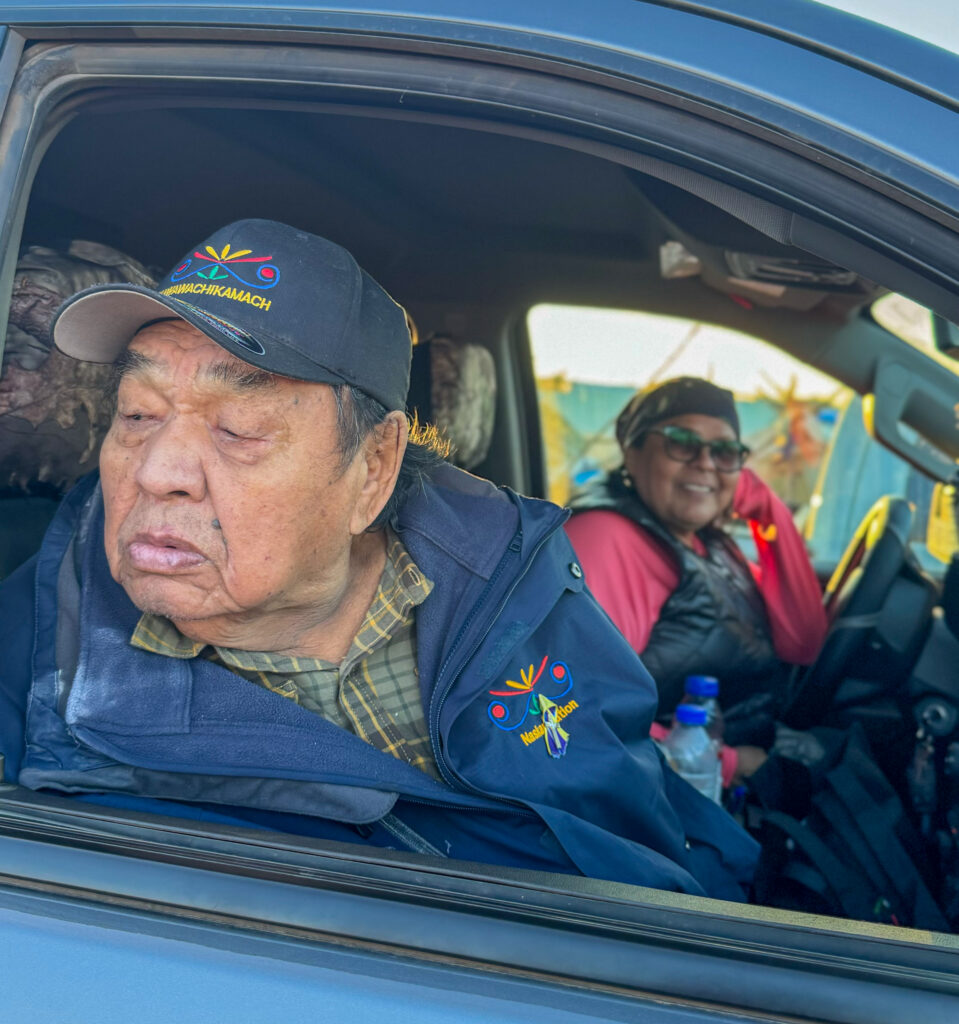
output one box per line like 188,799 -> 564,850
781,496 -> 913,729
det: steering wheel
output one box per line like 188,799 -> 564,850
781,496 -> 913,729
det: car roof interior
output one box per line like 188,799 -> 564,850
14,99 -> 945,495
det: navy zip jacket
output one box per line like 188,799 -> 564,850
0,464 -> 758,899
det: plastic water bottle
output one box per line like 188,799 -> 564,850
682,675 -> 724,745
663,704 -> 721,803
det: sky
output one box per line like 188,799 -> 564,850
527,305 -> 842,399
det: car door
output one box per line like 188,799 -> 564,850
0,4 -> 958,1022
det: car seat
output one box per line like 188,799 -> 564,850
407,333 -> 497,470
0,241 -> 156,577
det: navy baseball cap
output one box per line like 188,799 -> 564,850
51,219 -> 412,411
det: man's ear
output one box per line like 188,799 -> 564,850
350,411 -> 409,535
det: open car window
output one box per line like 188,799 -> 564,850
529,303 -> 842,518
529,304 -> 952,575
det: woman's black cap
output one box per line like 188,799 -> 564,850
51,219 -> 412,412
616,376 -> 741,449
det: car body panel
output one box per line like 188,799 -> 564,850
652,0 -> 959,91
3,895 -> 712,1024
2,793 -> 959,1023
6,1 -> 959,216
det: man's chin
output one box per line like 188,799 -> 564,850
119,573 -> 220,622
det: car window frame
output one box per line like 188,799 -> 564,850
3,784 -> 959,1021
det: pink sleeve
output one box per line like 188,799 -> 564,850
733,468 -> 828,664
565,510 -> 678,654
649,722 -> 669,742
719,743 -> 738,789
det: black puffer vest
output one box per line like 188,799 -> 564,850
570,471 -> 783,715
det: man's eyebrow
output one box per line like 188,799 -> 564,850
203,361 -> 278,392
114,348 -> 157,378
113,351 -> 276,392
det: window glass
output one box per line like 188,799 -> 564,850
528,304 -> 943,572
529,303 -> 841,511
871,293 -> 936,352
872,293 -> 959,371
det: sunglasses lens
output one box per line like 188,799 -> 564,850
657,427 -> 745,470
711,442 -> 745,471
662,429 -> 701,463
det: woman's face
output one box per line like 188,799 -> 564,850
623,413 -> 740,543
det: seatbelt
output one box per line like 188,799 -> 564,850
762,810 -> 876,921
825,749 -> 948,931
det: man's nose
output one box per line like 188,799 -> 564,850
134,420 -> 207,500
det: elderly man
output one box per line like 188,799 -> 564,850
0,219 -> 756,899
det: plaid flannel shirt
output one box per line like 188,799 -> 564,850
130,529 -> 440,779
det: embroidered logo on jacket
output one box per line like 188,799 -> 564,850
488,655 -> 578,758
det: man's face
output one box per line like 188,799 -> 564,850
100,320 -> 383,629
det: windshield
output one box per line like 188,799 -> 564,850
872,293 -> 959,372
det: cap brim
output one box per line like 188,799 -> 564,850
51,283 -> 350,388
52,285 -> 199,362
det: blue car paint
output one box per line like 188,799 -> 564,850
652,0 -> 959,103
2,901 -> 716,1024
4,1 -> 959,213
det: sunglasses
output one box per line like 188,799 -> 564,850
645,425 -> 750,472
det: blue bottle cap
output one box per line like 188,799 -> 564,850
684,675 -> 719,698
675,704 -> 709,726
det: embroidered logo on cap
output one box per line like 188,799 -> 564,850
160,244 -> 280,312
170,244 -> 280,289
487,655 -> 578,758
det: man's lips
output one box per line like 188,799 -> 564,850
126,533 -> 207,571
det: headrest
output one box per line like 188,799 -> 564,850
0,240 -> 156,494
408,335 -> 497,470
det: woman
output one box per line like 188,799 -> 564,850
566,377 -> 828,782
